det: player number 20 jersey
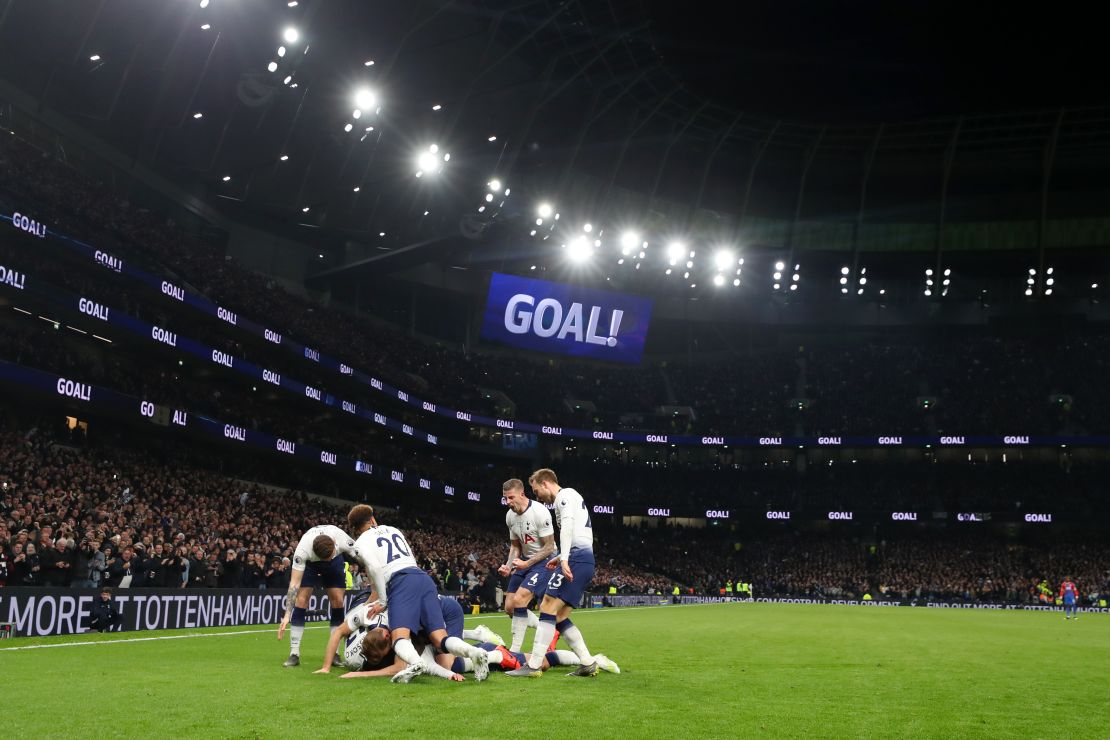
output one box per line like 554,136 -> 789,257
505,501 -> 555,560
354,524 -> 420,585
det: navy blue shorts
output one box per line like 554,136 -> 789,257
507,561 -> 551,599
387,568 -> 446,635
545,549 -> 595,609
301,556 -> 345,590
439,595 -> 464,639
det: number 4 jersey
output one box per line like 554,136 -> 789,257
505,500 -> 555,560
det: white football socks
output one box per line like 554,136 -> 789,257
289,625 -> 304,655
560,622 -> 593,664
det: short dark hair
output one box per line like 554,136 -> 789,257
100,587 -> 113,596
502,478 -> 524,493
347,504 -> 376,533
312,535 -> 336,560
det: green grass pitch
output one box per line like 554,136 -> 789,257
6,602 -> 1106,738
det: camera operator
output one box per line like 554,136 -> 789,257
163,545 -> 187,588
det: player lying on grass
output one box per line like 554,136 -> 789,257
315,591 -> 502,681
346,504 -> 490,682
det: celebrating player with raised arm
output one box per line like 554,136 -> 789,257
346,504 -> 490,683
277,524 -> 361,667
498,478 -> 556,652
507,468 -> 610,678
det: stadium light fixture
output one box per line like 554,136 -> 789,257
841,266 -> 850,275
488,135 -> 497,142
221,175 -> 231,182
537,203 -> 554,219
288,1 -> 298,6
353,186 -> 360,192
567,236 -> 591,263
279,154 -> 288,161
199,0 -> 209,7
488,179 -> 502,193
666,242 -> 685,265
343,123 -> 353,133
364,59 -> 375,66
713,250 -> 734,271
713,274 -> 725,287
1025,287 -> 1033,296
278,46 -> 286,58
733,278 -> 741,287
879,289 -> 886,295
302,207 -> 310,212
267,61 -> 278,73
89,54 -> 101,61
193,112 -> 203,119
432,104 -> 442,111
1093,283 -> 1099,289
354,88 -> 377,111
789,284 -> 798,291
620,231 -> 639,254
201,23 -> 211,30
775,261 -> 785,271
583,223 -> 593,233
283,27 -> 300,44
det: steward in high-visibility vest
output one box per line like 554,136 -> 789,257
608,584 -> 618,595
344,562 -> 354,590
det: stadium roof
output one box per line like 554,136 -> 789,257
0,1 -> 1107,300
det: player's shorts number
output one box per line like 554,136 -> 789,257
526,572 -> 540,588
548,572 -> 564,589
376,533 -> 412,563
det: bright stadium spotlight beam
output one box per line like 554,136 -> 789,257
566,236 -> 592,263
354,88 -> 377,111
713,274 -> 725,287
666,242 -> 685,265
620,231 -> 639,254
537,202 -> 554,219
714,249 -> 734,271
488,178 -> 502,193
283,27 -> 300,44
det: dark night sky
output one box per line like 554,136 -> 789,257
642,1 -> 1103,121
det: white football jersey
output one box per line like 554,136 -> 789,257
553,487 -> 593,555
345,603 -> 389,633
505,500 -> 555,560
354,524 -> 420,587
343,609 -> 389,671
291,524 -> 357,572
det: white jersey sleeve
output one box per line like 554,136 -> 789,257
553,487 -> 593,560
353,525 -> 419,602
343,610 -> 389,670
345,603 -> 389,633
291,524 -> 355,572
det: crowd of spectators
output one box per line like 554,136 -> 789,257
1,416 -> 1106,609
5,132 -> 1110,439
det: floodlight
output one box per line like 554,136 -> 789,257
283,27 -> 299,44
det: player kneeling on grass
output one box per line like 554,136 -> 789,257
276,525 -> 361,668
346,505 -> 490,683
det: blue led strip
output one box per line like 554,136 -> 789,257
4,207 -> 1108,449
